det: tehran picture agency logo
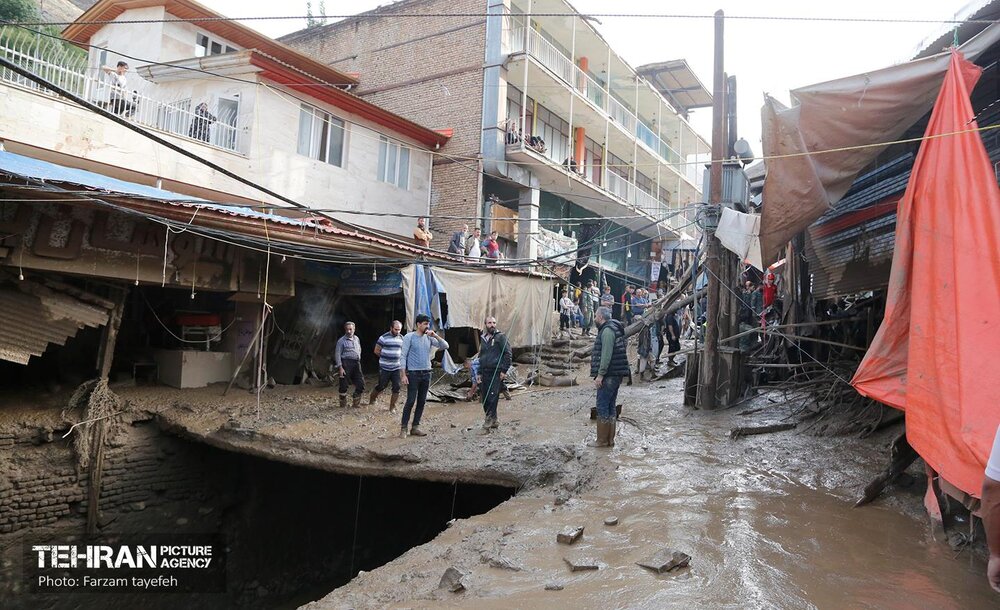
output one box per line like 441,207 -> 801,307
24,535 -> 226,593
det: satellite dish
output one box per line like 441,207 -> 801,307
734,138 -> 755,166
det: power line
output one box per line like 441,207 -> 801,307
10,13 -> 1000,27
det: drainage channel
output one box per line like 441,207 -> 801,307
2,426 -> 516,609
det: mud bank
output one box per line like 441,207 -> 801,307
301,375 -> 998,609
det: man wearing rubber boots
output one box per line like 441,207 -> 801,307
369,320 -> 404,412
334,321 -> 364,408
477,316 -> 512,432
590,307 -> 628,447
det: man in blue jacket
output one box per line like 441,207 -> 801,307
477,316 -> 512,432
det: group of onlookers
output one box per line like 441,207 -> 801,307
414,218 -> 504,261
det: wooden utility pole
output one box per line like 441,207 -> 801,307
696,10 -> 726,410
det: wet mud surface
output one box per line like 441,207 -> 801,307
9,356 -> 993,608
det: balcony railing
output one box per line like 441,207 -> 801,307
507,24 -> 685,173
505,121 -> 673,230
0,36 -> 246,154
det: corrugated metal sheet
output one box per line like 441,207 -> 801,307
0,282 -> 112,365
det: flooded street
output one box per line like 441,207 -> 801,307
310,373 -> 997,609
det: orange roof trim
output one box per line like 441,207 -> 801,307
62,0 -> 358,86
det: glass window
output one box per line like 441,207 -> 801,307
196,33 -> 237,57
297,104 -> 345,167
378,136 -> 410,189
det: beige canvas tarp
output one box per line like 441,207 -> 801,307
400,265 -> 553,347
759,24 -> 1000,266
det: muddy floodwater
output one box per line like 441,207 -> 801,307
312,373 -> 997,609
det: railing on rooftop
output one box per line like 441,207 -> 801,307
507,24 -> 686,175
0,34 -> 246,154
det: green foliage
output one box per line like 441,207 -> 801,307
0,0 -> 38,23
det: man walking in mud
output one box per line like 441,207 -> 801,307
369,320 -> 404,412
334,321 -> 364,408
399,314 -> 449,438
477,315 -> 512,432
590,307 -> 629,448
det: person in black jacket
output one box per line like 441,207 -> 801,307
590,306 -> 629,447
477,315 -> 512,432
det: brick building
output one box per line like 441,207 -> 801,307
282,0 -> 711,289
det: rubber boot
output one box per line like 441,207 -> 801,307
338,393 -> 348,409
351,393 -> 362,408
587,421 -> 610,447
409,425 -> 426,437
369,389 -> 381,406
608,419 -> 617,447
388,392 -> 400,413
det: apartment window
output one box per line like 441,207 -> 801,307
297,104 -> 345,167
377,136 -> 410,189
534,105 -> 569,165
195,33 -> 237,57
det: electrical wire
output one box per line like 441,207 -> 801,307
11,13 -> 1000,27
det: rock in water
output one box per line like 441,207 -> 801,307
636,549 -> 691,573
556,526 -> 584,544
438,566 -> 466,592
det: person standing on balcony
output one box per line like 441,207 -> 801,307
101,61 -> 134,116
466,227 -> 484,260
483,231 -> 501,260
447,224 -> 468,255
413,217 -> 433,247
188,102 -> 216,143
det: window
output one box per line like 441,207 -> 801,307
377,136 -> 410,189
195,33 -> 238,58
297,104 -> 345,167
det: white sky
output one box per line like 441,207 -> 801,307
200,0 -> 978,154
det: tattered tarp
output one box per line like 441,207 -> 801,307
758,24 -> 1000,266
716,207 -> 763,271
400,265 -> 553,347
851,52 -> 1000,498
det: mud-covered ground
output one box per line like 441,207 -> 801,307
4,346 -> 995,609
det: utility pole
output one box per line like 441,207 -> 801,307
696,10 -> 726,410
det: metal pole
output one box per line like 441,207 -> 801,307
696,9 -> 725,410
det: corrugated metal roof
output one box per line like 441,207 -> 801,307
0,280 -> 112,365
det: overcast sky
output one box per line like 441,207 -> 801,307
201,0 -> 979,153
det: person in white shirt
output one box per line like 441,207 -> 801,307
982,425 -> 1000,592
101,61 -> 134,116
558,290 -> 575,335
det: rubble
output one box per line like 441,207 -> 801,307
438,567 -> 466,592
563,557 -> 600,572
636,549 -> 691,574
556,526 -> 584,545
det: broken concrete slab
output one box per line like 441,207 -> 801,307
438,566 -> 466,592
544,583 -> 564,591
604,516 -> 619,526
563,557 -> 600,571
556,526 -> 584,544
636,549 -> 691,573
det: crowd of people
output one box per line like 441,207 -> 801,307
415,218 -> 506,261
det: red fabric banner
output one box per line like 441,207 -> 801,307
851,51 -> 1000,497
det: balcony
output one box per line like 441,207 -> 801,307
507,25 -> 687,176
0,36 -> 247,154
504,125 -> 680,238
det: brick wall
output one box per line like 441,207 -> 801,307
281,0 -> 487,240
0,421 -> 220,536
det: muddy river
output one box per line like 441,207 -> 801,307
314,374 -> 997,609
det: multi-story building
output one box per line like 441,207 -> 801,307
0,0 -> 451,239
281,0 -> 711,288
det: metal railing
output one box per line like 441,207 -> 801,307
507,24 -> 688,174
0,34 -> 246,154
504,116 -> 674,230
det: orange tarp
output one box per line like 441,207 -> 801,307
851,51 -> 1000,498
